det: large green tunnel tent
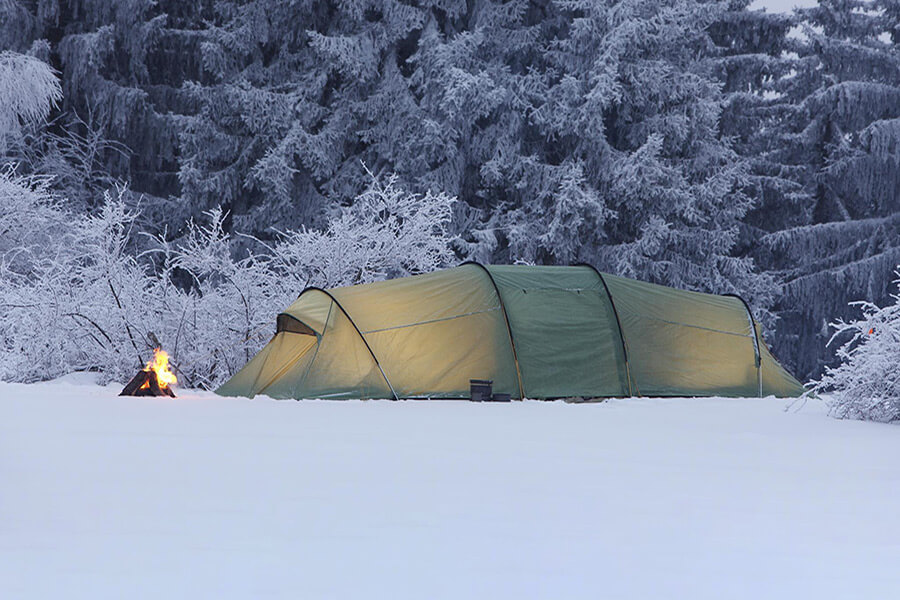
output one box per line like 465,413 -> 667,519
217,264 -> 805,400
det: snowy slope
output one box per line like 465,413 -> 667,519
1,376 -> 898,600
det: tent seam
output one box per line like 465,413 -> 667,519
635,315 -> 757,338
362,306 -> 501,335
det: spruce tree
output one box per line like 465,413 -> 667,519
6,0 -> 782,326
761,0 -> 900,378
0,1 -> 210,218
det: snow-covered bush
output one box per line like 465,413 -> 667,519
0,172 -> 456,387
266,171 -> 456,289
814,271 -> 900,423
0,180 -> 147,382
146,207 -> 286,389
156,173 -> 455,388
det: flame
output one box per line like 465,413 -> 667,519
143,348 -> 177,389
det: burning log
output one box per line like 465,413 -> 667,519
120,369 -> 176,397
120,348 -> 177,397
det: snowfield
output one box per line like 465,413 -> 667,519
1,376 -> 898,599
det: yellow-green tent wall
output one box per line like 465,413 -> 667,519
217,264 -> 805,399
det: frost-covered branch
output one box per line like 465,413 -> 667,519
0,169 -> 457,387
0,51 -> 61,152
814,269 -> 900,423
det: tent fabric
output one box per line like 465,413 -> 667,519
217,264 -> 805,400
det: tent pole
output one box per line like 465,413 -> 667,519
575,263 -> 636,398
723,293 -> 763,398
461,262 -> 527,400
297,287 -> 399,400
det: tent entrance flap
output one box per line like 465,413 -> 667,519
215,331 -> 318,398
250,333 -> 318,395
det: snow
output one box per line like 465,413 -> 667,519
750,0 -> 817,13
2,379 -> 898,599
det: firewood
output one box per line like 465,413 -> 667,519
119,369 -> 177,397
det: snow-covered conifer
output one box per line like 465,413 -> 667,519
756,0 -> 900,378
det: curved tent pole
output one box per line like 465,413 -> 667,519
722,293 -> 763,398
573,263 -> 636,397
459,262 -> 526,399
295,287 -> 399,401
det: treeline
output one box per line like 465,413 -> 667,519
3,0 -> 900,380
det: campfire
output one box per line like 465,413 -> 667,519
120,348 -> 177,397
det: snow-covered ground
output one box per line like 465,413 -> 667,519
1,376 -> 898,600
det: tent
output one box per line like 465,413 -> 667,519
217,264 -> 805,400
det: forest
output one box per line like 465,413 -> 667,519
2,0 -> 900,388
